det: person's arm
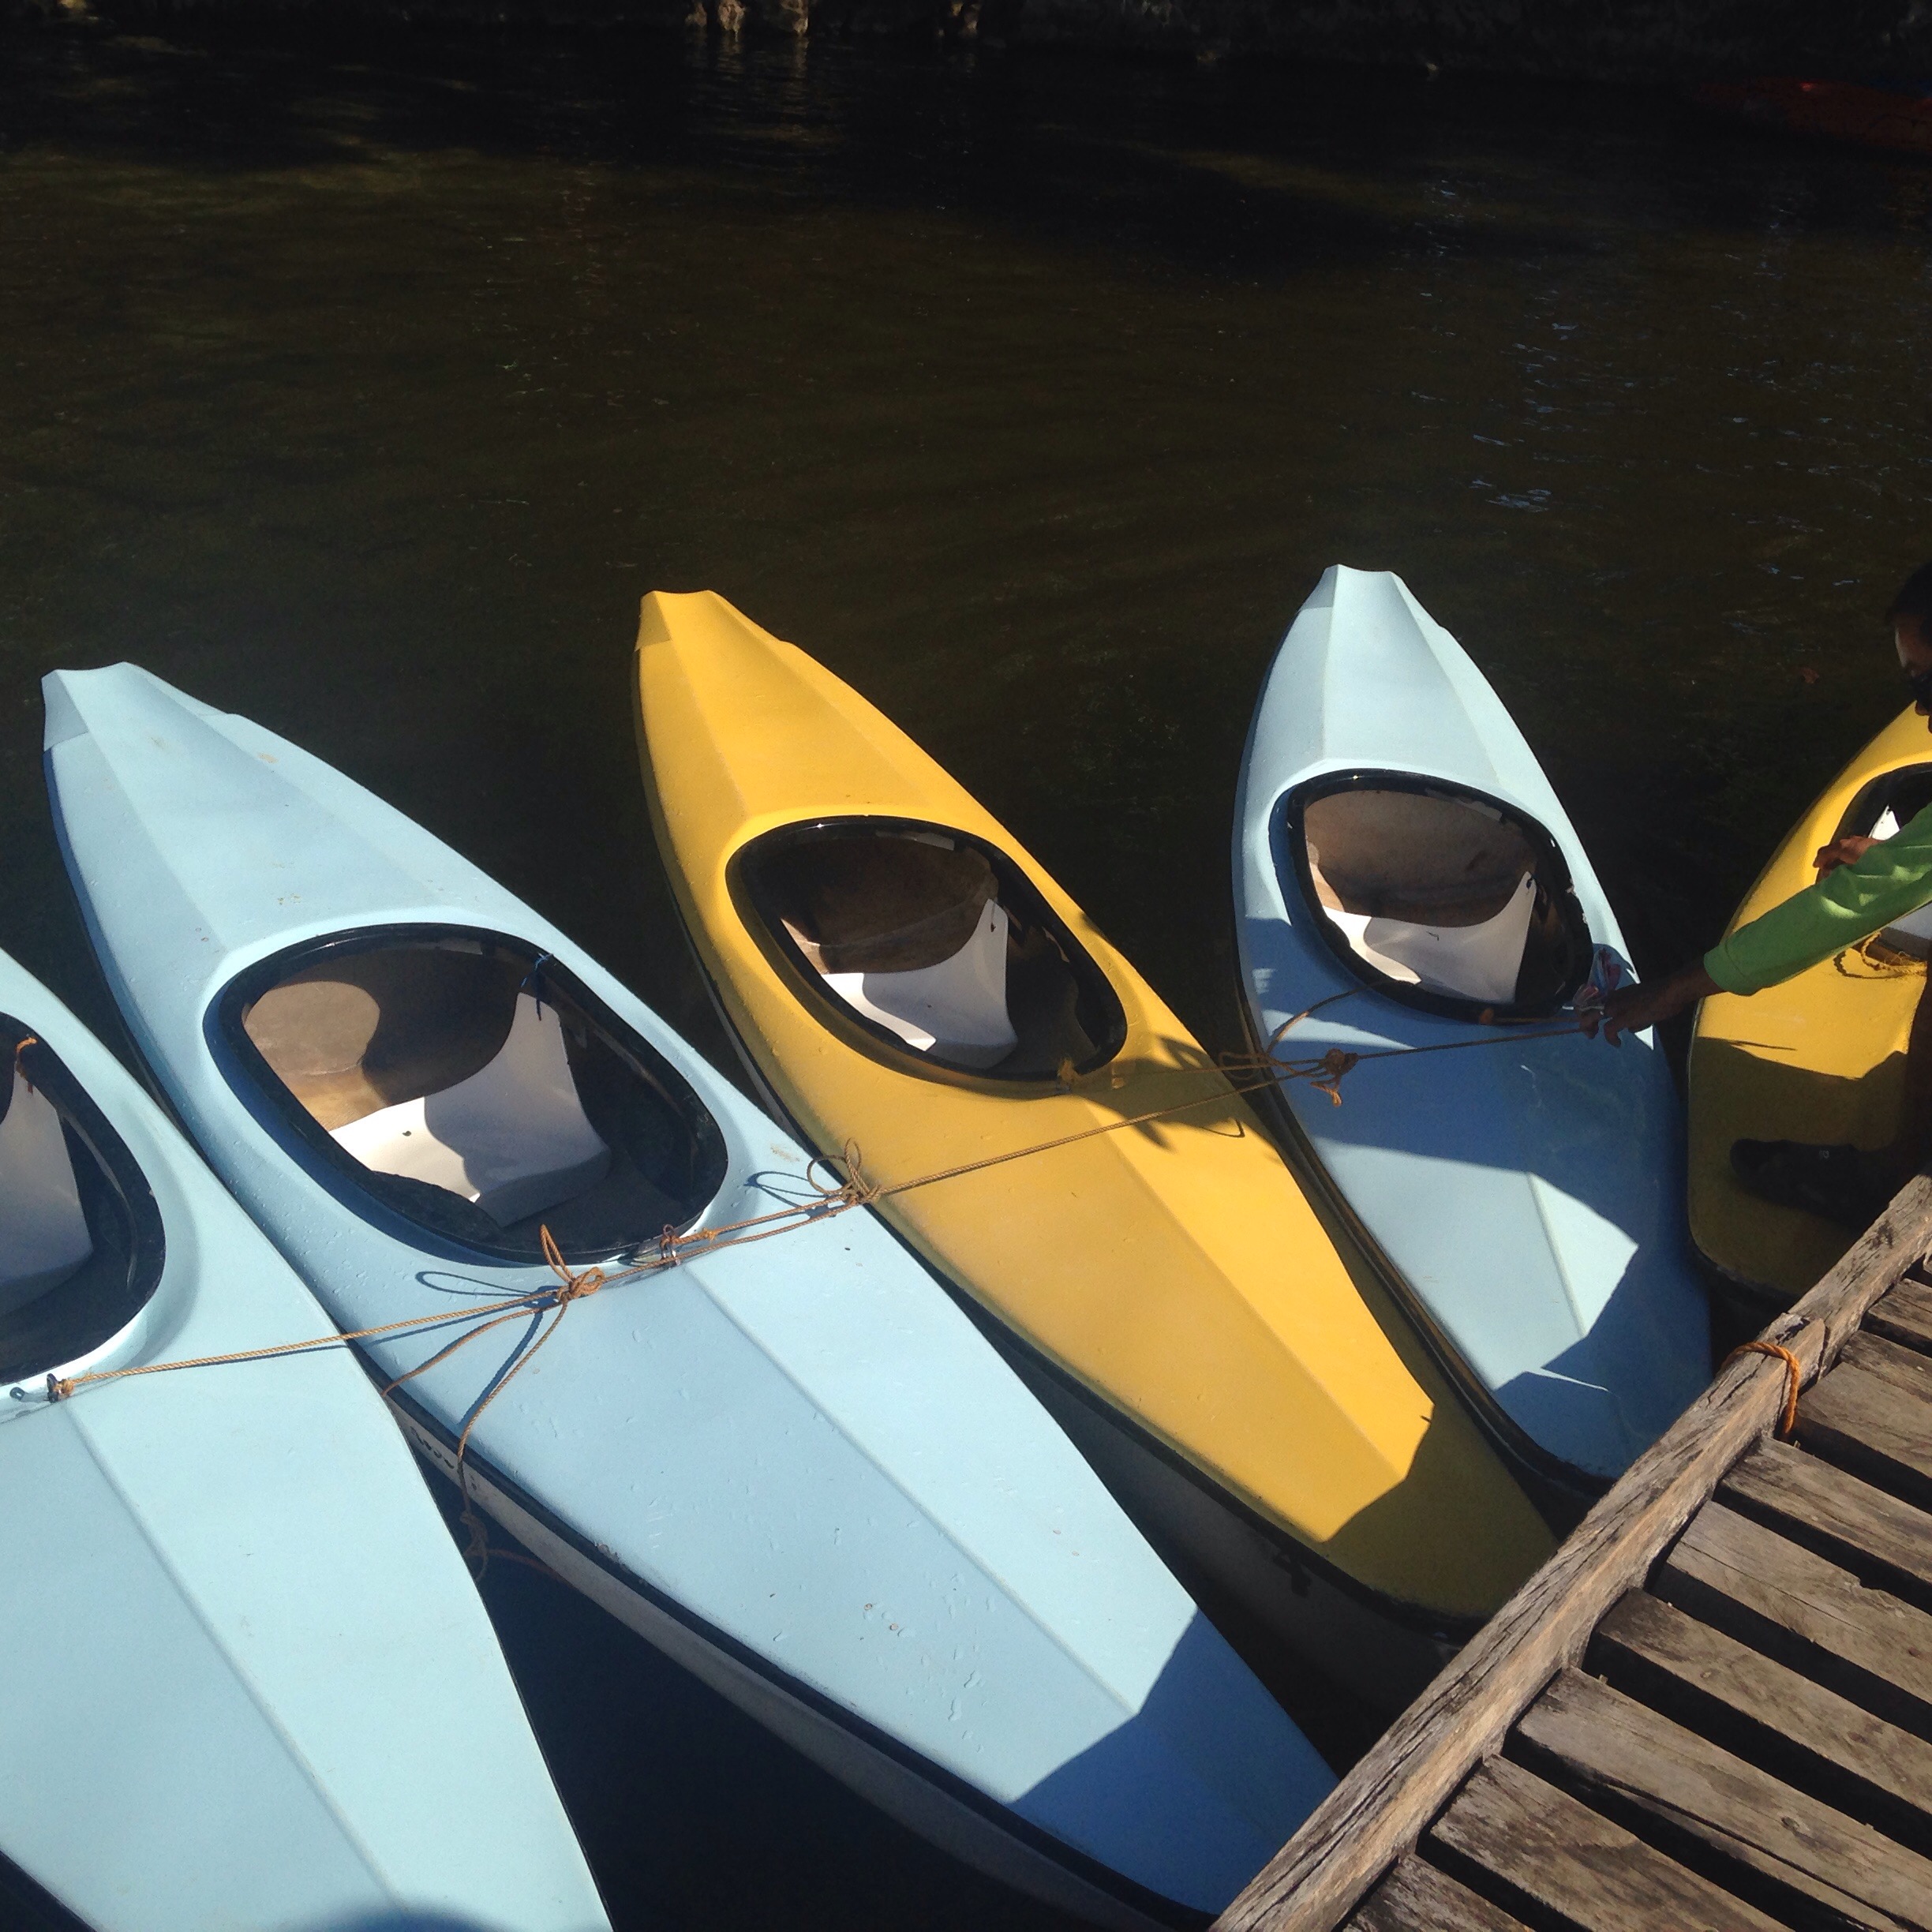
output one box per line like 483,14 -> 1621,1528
1597,803 -> 1932,1044
1599,962 -> 1718,1045
1705,802 -> 1932,996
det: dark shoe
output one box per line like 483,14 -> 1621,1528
1730,1139 -> 1895,1230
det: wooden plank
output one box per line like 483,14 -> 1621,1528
1870,1280 -> 1932,1357
1212,1174 -> 1932,1932
1843,1333 -> 1932,1395
1801,1359 -> 1932,1512
1721,1441 -> 1932,1610
1513,1665 -> 1932,1928
1349,1857 -> 1532,1932
1657,1503 -> 1932,1738
1593,1589 -> 1932,1847
1426,1755 -> 1787,1931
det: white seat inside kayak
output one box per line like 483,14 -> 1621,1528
1316,862 -> 1537,1005
1869,807 -> 1932,957
331,992 -> 610,1226
812,900 -> 1020,1069
0,1063 -> 95,1318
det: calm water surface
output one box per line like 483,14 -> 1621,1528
6,21 -> 1932,1927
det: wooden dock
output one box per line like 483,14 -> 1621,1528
1216,1177 -> 1932,1932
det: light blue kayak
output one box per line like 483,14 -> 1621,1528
47,663 -> 1334,1930
0,947 -> 608,1932
1234,567 -> 1710,1488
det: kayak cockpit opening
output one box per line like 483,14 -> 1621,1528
1283,774 -> 1590,1020
1836,763 -> 1932,958
0,1023 -> 164,1383
216,930 -> 728,1263
732,818 -> 1128,1083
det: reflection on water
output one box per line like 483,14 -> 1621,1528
6,17 -> 1932,1926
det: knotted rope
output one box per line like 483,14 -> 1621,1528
36,1148 -> 887,1408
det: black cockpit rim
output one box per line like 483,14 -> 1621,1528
729,815 -> 1129,1089
1835,762 -> 1932,847
0,1017 -> 166,1385
211,923 -> 729,1265
1278,769 -> 1592,1023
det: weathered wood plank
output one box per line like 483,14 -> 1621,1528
1349,1856 -> 1531,1932
1513,1665 -> 1932,1928
1843,1333 -> 1932,1395
1427,1755 -> 1787,1931
1802,1360 -> 1932,1513
1593,1589 -> 1932,1847
1869,1280 -> 1932,1357
1212,1174 -> 1932,1932
1656,1503 -> 1932,1738
1722,1441 -> 1932,1611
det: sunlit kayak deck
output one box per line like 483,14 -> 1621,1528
1211,1175 -> 1932,1932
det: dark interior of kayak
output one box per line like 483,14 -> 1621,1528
217,930 -> 728,1262
732,818 -> 1128,1082
1834,762 -> 1932,958
0,1021 -> 165,1383
1282,773 -> 1591,1020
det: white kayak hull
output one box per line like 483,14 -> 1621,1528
47,662 -> 1333,1926
1234,567 -> 1710,1488
0,949 -> 608,1932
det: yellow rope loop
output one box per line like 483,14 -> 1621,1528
1838,936 -> 1926,979
1723,1337 -> 1806,1438
12,1035 -> 39,1091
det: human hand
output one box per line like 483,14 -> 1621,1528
1588,963 -> 1720,1046
1814,833 -> 1880,874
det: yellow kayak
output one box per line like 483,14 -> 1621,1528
632,591 -> 1553,1702
1690,703 -> 1932,1301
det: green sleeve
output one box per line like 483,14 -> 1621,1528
1705,800 -> 1932,995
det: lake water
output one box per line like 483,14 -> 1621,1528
5,18 -> 1932,1926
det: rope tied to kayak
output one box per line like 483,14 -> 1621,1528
10,1035 -> 39,1088
1216,987 -> 1589,1106
406,1226 -> 617,1577
19,997 -> 1603,1567
28,1000 -> 1596,1412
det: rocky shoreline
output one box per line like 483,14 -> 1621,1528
17,0 -> 1932,81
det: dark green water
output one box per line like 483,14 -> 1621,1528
6,19 -> 1932,1927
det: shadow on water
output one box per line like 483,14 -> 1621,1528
9,13 -> 1932,1926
